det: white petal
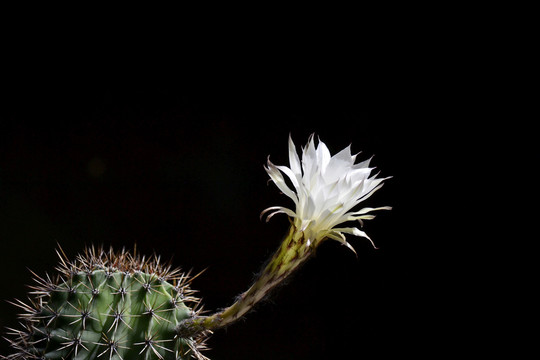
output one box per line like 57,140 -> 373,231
300,219 -> 314,232
333,227 -> 378,249
288,135 -> 302,178
260,206 -> 297,222
316,139 -> 331,171
346,206 -> 393,217
352,176 -> 391,205
353,155 -> 373,170
265,159 -> 299,204
301,134 -> 318,181
326,231 -> 358,256
316,208 -> 344,231
348,167 -> 373,181
301,195 -> 317,219
275,164 -> 300,190
322,146 -> 354,183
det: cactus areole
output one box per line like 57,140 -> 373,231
4,247 -> 209,360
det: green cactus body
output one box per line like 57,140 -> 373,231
5,247 -> 208,360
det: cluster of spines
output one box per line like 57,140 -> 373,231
2,246 -> 209,360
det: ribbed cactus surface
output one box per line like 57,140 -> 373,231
4,247 -> 208,360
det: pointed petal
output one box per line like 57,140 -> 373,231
275,164 -> 300,190
322,145 -> 354,183
350,215 -> 376,223
346,206 -> 393,217
326,231 -> 358,256
353,155 -> 373,170
354,177 -> 392,204
333,227 -> 378,249
302,134 -> 318,180
316,138 -> 331,170
265,158 -> 299,204
260,206 -> 296,221
288,134 -> 302,178
259,206 -> 290,220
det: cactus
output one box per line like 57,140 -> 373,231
3,134 -> 391,359
3,246 -> 209,360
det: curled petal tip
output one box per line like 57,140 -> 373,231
344,241 -> 358,257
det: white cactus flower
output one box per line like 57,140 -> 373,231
261,134 -> 391,254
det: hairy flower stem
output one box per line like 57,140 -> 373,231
177,225 -> 313,337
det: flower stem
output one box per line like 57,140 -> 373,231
177,224 -> 313,337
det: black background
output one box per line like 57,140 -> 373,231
0,22 -> 480,359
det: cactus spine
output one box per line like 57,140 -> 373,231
3,246 -> 209,360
